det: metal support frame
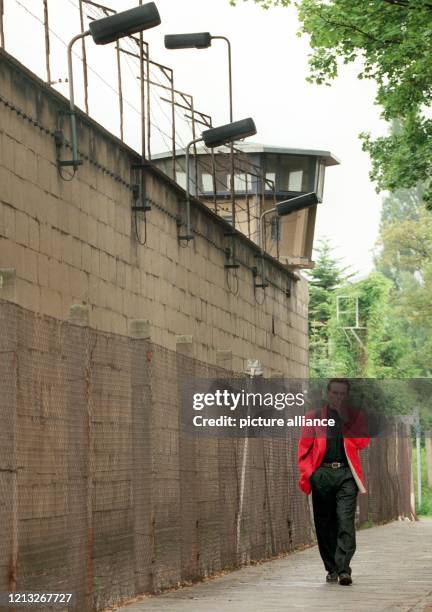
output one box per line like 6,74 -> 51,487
160,90 -> 213,184
139,0 -> 151,160
128,48 -> 214,184
116,40 -> 124,140
211,36 -> 235,229
139,40 -> 148,212
0,0 -> 5,48
43,0 -> 268,245
337,294 -> 361,328
59,29 -> 91,168
414,408 -> 422,509
211,35 -> 238,268
6,0 -> 217,181
178,136 -> 202,242
43,0 -> 51,84
26,0 -> 217,194
199,146 -> 276,245
255,206 -> 276,289
81,1 -> 153,160
82,0 -> 123,123
121,42 -> 215,190
79,0 -> 90,113
336,295 -> 367,349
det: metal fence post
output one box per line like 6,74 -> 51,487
130,319 -> 154,594
0,301 -> 18,595
66,305 -> 92,612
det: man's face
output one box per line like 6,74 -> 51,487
327,382 -> 349,411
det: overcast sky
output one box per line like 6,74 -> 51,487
5,0 -> 389,276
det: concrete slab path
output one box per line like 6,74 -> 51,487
112,518 -> 432,612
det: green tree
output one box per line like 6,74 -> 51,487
230,0 -> 432,205
307,239 -> 352,376
328,272 -> 409,377
373,185 -> 432,430
375,192 -> 432,376
306,240 -> 427,420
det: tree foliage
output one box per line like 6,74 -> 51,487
327,272 -> 410,378
375,187 -> 432,376
307,239 -> 352,376
305,233 -> 431,424
230,0 -> 432,204
308,241 -> 414,378
308,238 -> 352,325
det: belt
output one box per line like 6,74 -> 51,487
321,462 -> 347,469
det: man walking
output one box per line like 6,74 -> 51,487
297,379 -> 370,585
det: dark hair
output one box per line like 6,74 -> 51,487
327,378 -> 350,392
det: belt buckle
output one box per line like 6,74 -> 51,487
331,462 -> 340,469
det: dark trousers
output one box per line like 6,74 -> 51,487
310,466 -> 358,575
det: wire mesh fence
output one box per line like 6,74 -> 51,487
0,299 -> 413,611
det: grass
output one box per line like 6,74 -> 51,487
412,444 -> 432,516
358,519 -> 374,530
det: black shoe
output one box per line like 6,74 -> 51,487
339,572 -> 353,586
326,572 -> 338,583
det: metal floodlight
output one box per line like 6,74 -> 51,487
164,32 -> 211,49
179,118 -> 257,243
276,192 -> 319,216
59,2 -> 161,171
165,30 -> 240,247
256,191 -> 319,290
201,118 -> 257,148
89,3 -> 161,45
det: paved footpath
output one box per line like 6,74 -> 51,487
113,518 -> 432,612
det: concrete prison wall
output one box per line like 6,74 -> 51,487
0,48 -> 308,377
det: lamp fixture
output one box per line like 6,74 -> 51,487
179,118 -> 257,243
275,192 -> 319,216
165,32 -> 212,49
59,3 -> 161,171
256,192 -> 320,289
165,31 -> 239,237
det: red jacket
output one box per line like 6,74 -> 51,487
297,403 -> 370,495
